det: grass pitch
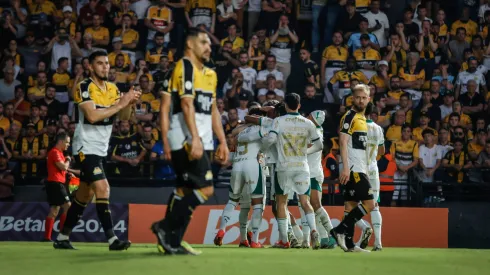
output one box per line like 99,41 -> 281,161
1,242 -> 489,275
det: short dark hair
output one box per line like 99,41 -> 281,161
248,108 -> 266,116
360,17 -> 369,24
453,138 -> 465,145
58,57 -> 68,66
266,90 -> 276,98
422,129 -> 434,137
365,102 -> 374,116
275,102 -> 287,116
449,112 -> 460,120
185,28 -> 207,49
401,124 -> 412,131
155,32 -> 165,39
284,93 -> 300,110
305,83 -> 316,90
456,27 -> 466,34
56,132 -> 68,143
89,51 -> 108,63
121,13 -> 132,20
400,93 -> 410,100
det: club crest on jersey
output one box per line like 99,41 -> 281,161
185,81 -> 193,90
344,123 -> 349,129
205,170 -> 213,181
93,167 -> 102,175
125,144 -> 131,150
82,91 -> 89,99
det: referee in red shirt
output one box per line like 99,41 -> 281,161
43,133 -> 73,242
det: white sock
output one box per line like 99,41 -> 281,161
371,206 -> 382,247
220,200 -> 237,231
316,218 -> 329,239
277,218 -> 288,243
108,236 -> 118,245
315,207 -> 333,232
56,233 -> 69,241
251,204 -> 263,243
292,224 -> 303,242
286,211 -> 293,233
299,205 -> 309,242
356,219 -> 371,245
305,213 -> 317,233
239,207 -> 250,241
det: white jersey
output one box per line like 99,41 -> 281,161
233,125 -> 262,168
260,117 -> 277,164
366,120 -> 384,170
307,127 -> 324,179
239,66 -> 257,92
270,113 -> 320,172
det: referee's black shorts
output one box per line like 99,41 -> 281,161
171,148 -> 213,189
45,181 -> 70,206
343,171 -> 374,202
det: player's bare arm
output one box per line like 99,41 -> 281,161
160,92 -> 172,161
339,132 -> 350,185
181,96 -> 203,160
79,87 -> 139,123
212,99 -> 229,164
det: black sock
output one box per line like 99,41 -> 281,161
158,192 -> 177,229
345,223 -> 355,249
167,190 -> 207,246
61,198 -> 87,235
95,198 -> 115,240
338,205 -> 368,234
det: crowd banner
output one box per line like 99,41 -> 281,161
0,202 -> 129,242
128,205 -> 448,248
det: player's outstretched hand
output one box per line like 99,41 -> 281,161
339,168 -> 350,185
215,142 -> 229,165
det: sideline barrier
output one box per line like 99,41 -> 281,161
0,202 -> 129,242
128,205 -> 448,248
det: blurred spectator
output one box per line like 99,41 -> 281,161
444,102 -> 472,130
37,84 -> 64,119
27,71 -> 48,102
438,127 -> 453,157
217,98 -> 228,125
256,54 -> 283,89
468,130 -> 487,161
3,39 -> 24,75
299,83 -> 324,117
145,0 -> 173,50
0,11 -> 17,50
10,86 -> 30,122
216,0 -> 237,38
363,0 -> 390,48
413,5 -> 432,32
394,93 -> 413,125
475,140 -> 490,182
403,8 -> 420,39
248,0 -> 261,39
321,31 -> 348,101
257,74 -> 284,104
23,104 -> 45,134
0,103 -> 10,132
79,33 -> 106,62
300,43 -> 321,92
328,56 -> 368,103
129,59 -> 154,87
237,93 -> 249,120
441,138 -> 472,183
0,151 -> 14,202
413,111 -> 438,143
84,13 -> 110,48
347,17 -> 380,52
455,57 -> 487,98
247,33 -> 265,71
56,6 -> 81,44
224,108 -> 240,135
111,120 -> 146,177
448,28 -> 470,67
79,0 -> 107,27
13,122 -> 47,178
336,1 -> 363,42
4,0 -> 27,38
418,129 -> 442,183
0,67 -> 21,103
354,34 -> 381,79
185,0 -> 216,32
109,37 -> 132,70
145,32 -> 173,73
386,75 -> 405,106
43,28 -> 83,72
152,56 -> 172,94
238,51 -> 257,92
383,31 -> 409,76
439,91 -> 455,121
459,79 -> 484,122
221,23 -> 244,55
390,124 -> 419,206
450,7 -> 477,43
270,14 -> 298,92
114,0 -> 138,28
369,60 -> 389,94
114,13 -> 139,57
225,71 -> 253,109
18,32 -> 43,77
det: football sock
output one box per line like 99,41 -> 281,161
44,217 -> 54,240
95,198 -> 116,242
298,206 -> 309,242
315,207 -> 333,232
59,198 -> 87,236
371,206 -> 382,247
356,219 -> 371,231
239,206 -> 250,241
251,204 -> 263,243
169,190 -> 207,246
305,213 -> 317,233
220,200 -> 238,231
316,218 -> 329,239
338,204 -> 368,233
158,191 -> 181,229
277,218 -> 288,243
59,213 -> 67,230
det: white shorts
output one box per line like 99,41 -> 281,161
368,169 -> 380,203
269,164 -> 294,200
229,162 -> 266,201
276,171 -> 310,196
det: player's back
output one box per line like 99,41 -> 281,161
233,125 -> 262,170
167,58 -> 217,151
273,114 -> 317,172
73,78 -> 119,157
260,116 -> 277,164
307,126 -> 324,178
366,120 -> 384,170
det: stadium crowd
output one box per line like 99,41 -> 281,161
0,0 -> 489,206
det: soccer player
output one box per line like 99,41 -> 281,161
330,84 -> 375,252
153,28 -> 229,255
261,93 -> 324,249
44,133 -> 72,242
362,102 -> 385,251
54,51 -> 140,250
305,110 -> 336,249
215,108 -> 267,248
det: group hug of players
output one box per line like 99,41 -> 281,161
213,86 -> 383,252
42,28 -> 380,255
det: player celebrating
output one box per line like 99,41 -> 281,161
43,133 -> 72,242
330,84 -> 375,252
54,51 -> 139,250
152,28 -> 229,255
261,93 -> 324,249
305,110 -> 336,249
363,102 -> 384,251
215,108 -> 267,248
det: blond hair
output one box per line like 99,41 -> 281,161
352,84 -> 370,97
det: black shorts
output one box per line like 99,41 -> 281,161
74,153 -> 106,183
45,181 -> 70,206
171,148 -> 213,189
343,171 -> 374,202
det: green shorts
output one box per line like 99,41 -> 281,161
310,178 -> 322,192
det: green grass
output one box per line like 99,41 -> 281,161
1,242 -> 489,275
